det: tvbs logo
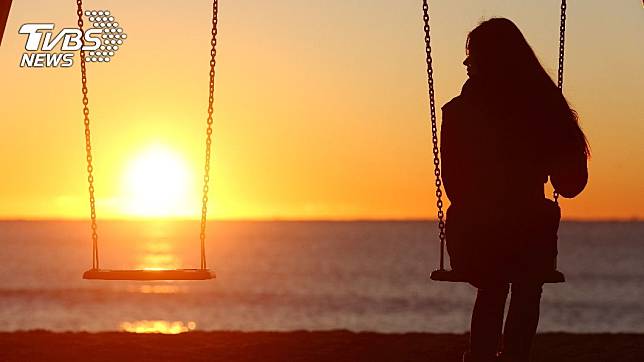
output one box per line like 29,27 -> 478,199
19,10 -> 127,68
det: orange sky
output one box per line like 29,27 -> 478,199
0,0 -> 642,220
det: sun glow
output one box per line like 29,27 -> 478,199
121,145 -> 198,217
120,320 -> 196,334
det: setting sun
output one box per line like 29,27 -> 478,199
121,144 -> 198,218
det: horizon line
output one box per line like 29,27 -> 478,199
0,217 -> 641,223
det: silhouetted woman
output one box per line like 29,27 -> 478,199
440,18 -> 589,362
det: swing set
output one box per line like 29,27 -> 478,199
72,0 -> 569,282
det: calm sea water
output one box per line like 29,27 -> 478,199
0,221 -> 642,333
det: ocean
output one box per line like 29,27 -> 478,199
0,221 -> 642,333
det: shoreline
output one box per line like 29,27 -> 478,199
0,331 -> 642,361
1,219 -> 641,223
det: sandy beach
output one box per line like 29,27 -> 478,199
0,331 -> 642,362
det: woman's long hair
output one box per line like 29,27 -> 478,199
466,18 -> 590,157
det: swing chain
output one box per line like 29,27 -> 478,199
557,0 -> 567,91
422,0 -> 446,271
199,0 -> 219,270
553,0 -> 567,204
76,0 -> 99,270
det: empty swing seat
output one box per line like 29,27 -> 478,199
83,268 -> 215,281
430,269 -> 565,283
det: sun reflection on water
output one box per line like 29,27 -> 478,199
144,241 -> 172,253
120,320 -> 196,334
126,284 -> 185,294
136,240 -> 180,271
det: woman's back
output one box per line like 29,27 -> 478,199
441,78 -> 553,211
442,85 -> 588,211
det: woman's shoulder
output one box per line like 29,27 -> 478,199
442,95 -> 464,113
442,95 -> 467,120
442,94 -> 476,129
442,79 -> 479,118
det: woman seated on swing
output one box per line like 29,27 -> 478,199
440,18 -> 589,362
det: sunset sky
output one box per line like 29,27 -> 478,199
0,0 -> 642,220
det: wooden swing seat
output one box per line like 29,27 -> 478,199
83,268 -> 215,281
430,269 -> 565,283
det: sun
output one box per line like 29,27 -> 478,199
121,144 -> 197,217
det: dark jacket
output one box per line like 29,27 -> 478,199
440,78 -> 588,282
